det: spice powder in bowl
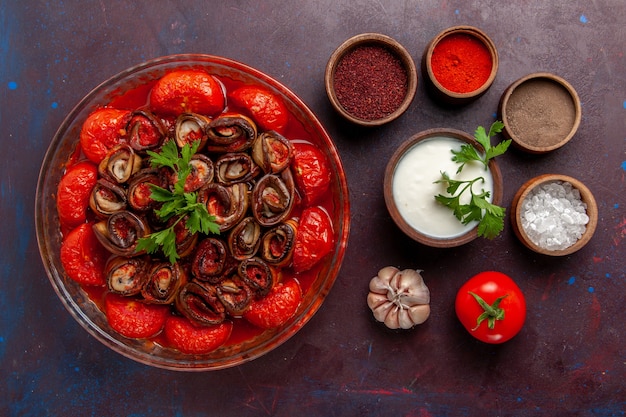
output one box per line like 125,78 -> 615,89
334,46 -> 407,120
422,26 -> 498,105
325,33 -> 418,126
430,33 -> 492,94
499,73 -> 581,153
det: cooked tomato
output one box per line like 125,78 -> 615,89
56,161 -> 98,228
149,70 -> 225,117
291,142 -> 331,205
292,206 -> 334,273
243,279 -> 302,329
164,316 -> 233,354
229,85 -> 288,133
60,223 -> 109,286
104,293 -> 169,339
455,271 -> 526,344
80,107 -> 131,163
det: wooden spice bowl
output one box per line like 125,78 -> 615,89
422,26 -> 499,106
499,73 -> 581,154
510,174 -> 598,256
384,128 -> 503,248
325,33 -> 418,127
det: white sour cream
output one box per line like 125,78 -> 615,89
392,136 -> 494,238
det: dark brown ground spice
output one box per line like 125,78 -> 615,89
505,79 -> 577,147
333,45 -> 408,120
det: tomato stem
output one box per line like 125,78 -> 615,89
469,291 -> 508,331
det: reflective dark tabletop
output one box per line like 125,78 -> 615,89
2,1 -> 625,416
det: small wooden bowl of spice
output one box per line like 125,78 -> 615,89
325,33 -> 418,127
510,174 -> 598,256
499,73 -> 581,154
422,26 -> 498,106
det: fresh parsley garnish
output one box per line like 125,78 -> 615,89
451,120 -> 509,173
135,140 -> 219,263
435,121 -> 510,240
435,172 -> 505,239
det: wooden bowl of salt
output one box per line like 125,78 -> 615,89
510,174 -> 598,256
499,73 -> 581,154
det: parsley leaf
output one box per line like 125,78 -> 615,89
435,174 -> 505,240
136,140 -> 219,263
434,121 -> 510,240
452,120 -> 509,173
146,140 -> 179,171
136,227 -> 179,264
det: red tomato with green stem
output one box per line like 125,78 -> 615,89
292,206 -> 334,273
149,70 -> 225,117
104,293 -> 169,339
56,161 -> 98,229
60,223 -> 109,286
229,85 -> 289,133
80,107 -> 131,163
291,142 -> 331,206
455,271 -> 526,344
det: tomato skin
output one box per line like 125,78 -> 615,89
60,223 -> 109,286
455,271 -> 526,344
149,70 -> 225,117
56,161 -> 98,228
80,108 -> 131,163
164,316 -> 232,354
292,206 -> 334,273
291,142 -> 331,205
243,279 -> 302,329
104,293 -> 169,339
229,85 -> 288,133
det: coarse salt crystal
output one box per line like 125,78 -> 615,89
520,180 -> 588,251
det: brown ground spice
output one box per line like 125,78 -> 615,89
333,45 -> 408,121
505,79 -> 577,147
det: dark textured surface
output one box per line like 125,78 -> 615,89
2,1 -> 625,416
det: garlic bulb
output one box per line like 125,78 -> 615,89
367,266 -> 430,329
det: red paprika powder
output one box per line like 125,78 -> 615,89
430,33 -> 492,94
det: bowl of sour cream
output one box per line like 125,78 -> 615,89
384,128 -> 503,247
